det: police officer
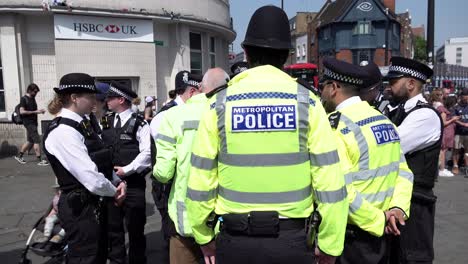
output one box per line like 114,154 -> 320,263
43,73 -> 126,264
102,82 -> 151,264
384,57 -> 441,264
186,6 -> 348,264
230,61 -> 248,79
154,68 -> 229,264
149,71 -> 202,263
319,58 -> 413,264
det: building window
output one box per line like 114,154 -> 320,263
0,52 -> 4,112
353,21 -> 372,35
322,28 -> 331,40
209,36 -> 216,68
302,44 -> 306,58
353,49 -> 374,65
190,32 -> 203,75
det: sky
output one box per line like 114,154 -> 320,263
230,0 -> 468,53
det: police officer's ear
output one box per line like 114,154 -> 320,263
406,78 -> 421,93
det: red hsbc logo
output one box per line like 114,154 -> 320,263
105,25 -> 120,33
73,23 -> 137,34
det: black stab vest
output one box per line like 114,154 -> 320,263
43,117 -> 113,193
101,112 -> 147,188
391,101 -> 443,190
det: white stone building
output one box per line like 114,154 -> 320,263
0,0 -> 235,153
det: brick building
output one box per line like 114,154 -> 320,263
309,0 -> 408,67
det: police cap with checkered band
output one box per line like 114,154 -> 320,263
106,81 -> 137,102
384,56 -> 433,83
321,58 -> 368,88
175,70 -> 202,92
54,73 -> 98,94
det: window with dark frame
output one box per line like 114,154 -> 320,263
209,36 -> 216,68
190,32 -> 203,75
0,52 -> 5,112
353,21 -> 372,35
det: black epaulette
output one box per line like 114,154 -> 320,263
131,112 -> 147,127
296,78 -> 320,96
206,84 -> 228,99
157,100 -> 177,114
100,112 -> 115,129
328,111 -> 341,129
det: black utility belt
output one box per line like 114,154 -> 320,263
220,211 -> 306,236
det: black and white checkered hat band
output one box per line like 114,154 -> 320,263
187,80 -> 200,87
234,67 -> 248,75
109,86 -> 133,101
389,65 -> 427,81
58,84 -> 95,91
324,67 -> 364,85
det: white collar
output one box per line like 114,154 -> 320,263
336,96 -> 362,111
59,108 -> 83,123
175,95 -> 185,106
404,93 -> 426,112
116,108 -> 133,120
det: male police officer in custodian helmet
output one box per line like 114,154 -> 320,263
185,5 -> 348,264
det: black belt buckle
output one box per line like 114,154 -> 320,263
248,211 -> 279,236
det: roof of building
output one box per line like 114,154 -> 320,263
316,0 -> 397,28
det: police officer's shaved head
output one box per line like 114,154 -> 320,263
201,68 -> 230,94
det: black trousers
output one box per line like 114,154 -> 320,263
58,192 -> 107,264
108,187 -> 147,264
151,180 -> 176,264
216,228 -> 314,264
337,226 -> 388,264
389,190 -> 437,264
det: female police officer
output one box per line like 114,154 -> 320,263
43,73 -> 126,264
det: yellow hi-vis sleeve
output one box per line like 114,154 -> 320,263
186,107 -> 219,245
153,113 -> 177,184
308,101 -> 348,257
389,153 -> 414,219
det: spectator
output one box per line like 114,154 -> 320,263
452,88 -> 468,175
442,87 -> 451,101
163,90 -> 176,106
144,96 -> 155,121
431,90 -> 459,177
14,83 -> 49,166
130,97 -> 141,114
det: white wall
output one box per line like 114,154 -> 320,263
444,42 -> 468,67
296,34 -> 308,64
0,14 -> 22,119
1,0 -> 232,30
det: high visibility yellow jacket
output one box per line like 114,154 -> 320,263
186,65 -> 348,256
153,93 -> 209,237
330,98 -> 413,237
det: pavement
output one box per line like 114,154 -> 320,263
0,155 -> 468,263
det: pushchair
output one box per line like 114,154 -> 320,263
19,203 -> 67,264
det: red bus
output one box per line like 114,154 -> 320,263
284,63 -> 319,88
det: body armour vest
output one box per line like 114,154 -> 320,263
43,117 -> 113,193
391,101 -> 443,190
101,112 -> 147,187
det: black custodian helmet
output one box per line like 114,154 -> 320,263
241,5 -> 292,50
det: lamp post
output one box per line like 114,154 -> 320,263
427,0 -> 435,66
384,8 -> 389,66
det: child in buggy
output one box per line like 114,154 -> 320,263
19,185 -> 67,264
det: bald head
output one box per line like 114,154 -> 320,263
201,68 -> 230,94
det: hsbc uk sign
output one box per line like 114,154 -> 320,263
54,14 -> 153,42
